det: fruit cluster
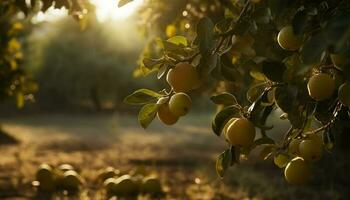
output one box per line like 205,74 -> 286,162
217,25 -> 350,185
98,166 -> 163,198
157,62 -> 201,125
126,2 -> 350,185
34,164 -> 164,197
34,163 -> 83,193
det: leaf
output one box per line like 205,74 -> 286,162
301,32 -> 327,65
246,82 -> 266,103
124,89 -> 163,105
143,58 -> 163,70
292,8 -> 308,35
212,105 -> 239,136
214,18 -> 232,34
157,64 -> 168,79
261,60 -> 286,82
195,17 -> 215,55
216,149 -> 232,178
118,0 -> 133,7
250,69 -> 266,81
198,53 -> 219,77
138,103 -> 159,129
274,85 -> 298,113
211,93 -> 238,106
274,85 -> 305,128
167,36 -> 188,46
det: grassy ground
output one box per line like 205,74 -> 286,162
0,112 -> 347,200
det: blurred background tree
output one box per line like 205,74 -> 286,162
24,15 -> 158,111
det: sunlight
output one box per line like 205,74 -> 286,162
31,0 -> 144,23
91,0 -> 144,22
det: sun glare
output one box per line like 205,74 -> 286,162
91,0 -> 144,22
32,0 -> 143,23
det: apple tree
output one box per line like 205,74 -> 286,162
0,0 -> 93,108
124,0 -> 350,184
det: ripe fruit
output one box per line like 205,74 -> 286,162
166,62 -> 201,93
166,24 -> 177,38
299,134 -> 323,162
157,101 -> 179,125
168,93 -> 192,117
288,138 -> 302,155
130,166 -> 148,177
142,177 -> 162,194
277,26 -> 302,51
114,175 -> 139,196
222,118 -> 238,136
225,118 -> 256,147
98,167 -> 118,182
307,73 -> 335,101
62,170 -> 82,190
331,54 -> 349,70
274,153 -> 290,168
339,82 -> 350,107
36,164 -> 55,191
103,178 -> 118,194
284,157 -> 311,185
58,164 -> 74,172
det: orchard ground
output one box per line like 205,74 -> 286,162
0,112 -> 346,200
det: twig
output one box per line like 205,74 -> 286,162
304,102 -> 343,135
216,0 -> 251,38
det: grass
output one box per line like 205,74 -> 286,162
0,112 -> 347,199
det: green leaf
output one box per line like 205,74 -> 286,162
198,53 -> 219,77
262,60 -> 286,82
211,92 -> 238,106
292,8 -> 308,35
167,36 -> 188,46
301,32 -> 327,65
252,6 -> 271,24
124,89 -> 163,105
157,64 -> 168,79
246,82 -> 266,103
138,103 -> 159,129
274,85 -> 305,128
212,105 -> 239,136
274,85 -> 298,113
143,58 -> 163,70
118,0 -> 133,7
214,18 -> 232,34
216,149 -> 232,178
250,69 -> 267,81
195,17 -> 215,55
